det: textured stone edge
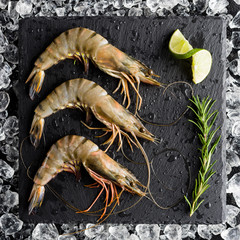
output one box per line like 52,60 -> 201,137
221,17 -> 227,223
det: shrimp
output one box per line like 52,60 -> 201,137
26,27 -> 161,110
28,135 -> 145,220
30,78 -> 155,150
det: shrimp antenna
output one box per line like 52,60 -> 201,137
111,132 -> 161,214
148,148 -> 192,209
137,81 -> 194,126
137,108 -> 189,127
60,190 -> 124,237
20,135 -> 34,181
120,140 -> 145,165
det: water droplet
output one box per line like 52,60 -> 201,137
167,155 -> 177,162
204,202 -> 211,209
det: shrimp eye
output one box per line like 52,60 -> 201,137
139,127 -> 146,133
148,69 -> 153,75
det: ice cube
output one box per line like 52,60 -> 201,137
93,1 -> 108,14
0,91 -> 10,112
226,205 -> 240,227
209,224 -> 226,235
227,150 -> 240,168
226,162 -> 232,175
227,173 -> 240,193
232,138 -> 240,156
136,224 -> 160,240
85,223 -> 104,238
181,224 -> 197,239
112,0 -> 123,9
163,224 -> 182,240
226,39 -> 233,58
227,109 -> 240,122
0,73 -> 11,90
3,116 -> 18,137
8,1 -> 19,21
86,8 -> 100,16
5,144 -> 18,162
61,224 -> 78,234
73,2 -> 89,14
156,8 -> 170,17
0,11 -> 10,29
193,0 -> 209,13
232,120 -> 240,137
0,54 -> 3,64
0,213 -> 23,235
0,61 -> 12,77
32,224 -> 59,240
227,173 -> 240,207
159,236 -> 168,240
207,0 -> 229,15
229,11 -> 240,28
146,0 -> 160,12
221,225 -> 240,240
123,0 -> 141,8
231,31 -> 240,49
58,235 -> 76,240
0,110 -> 8,120
0,0 -> 9,9
0,159 -> 14,180
0,30 -> 8,53
233,191 -> 240,208
1,185 -> 11,193
113,9 -> 126,16
129,233 -> 140,240
1,189 -> 18,210
94,231 -> 110,240
3,44 -> 18,64
16,0 -> 32,17
228,59 -> 240,76
55,7 -> 65,16
109,225 -> 130,239
128,7 -> 143,16
173,4 -> 190,16
197,225 -> 212,240
226,92 -> 240,109
226,74 -> 240,93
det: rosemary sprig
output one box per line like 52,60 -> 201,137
184,95 -> 221,217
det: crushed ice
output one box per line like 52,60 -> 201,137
0,0 -> 239,239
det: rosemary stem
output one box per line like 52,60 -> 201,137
184,96 -> 220,217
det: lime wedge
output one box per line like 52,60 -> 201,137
169,29 -> 212,84
169,29 -> 193,58
192,49 -> 212,84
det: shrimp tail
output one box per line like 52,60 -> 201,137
26,67 -> 45,100
28,184 -> 45,214
30,115 -> 45,148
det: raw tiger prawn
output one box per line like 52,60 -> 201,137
30,78 -> 156,151
26,27 -> 161,110
28,135 -> 145,220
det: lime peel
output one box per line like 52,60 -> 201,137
169,29 -> 212,84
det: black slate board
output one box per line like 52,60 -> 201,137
17,16 -> 226,224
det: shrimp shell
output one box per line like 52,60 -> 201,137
26,27 -> 161,110
30,78 -> 155,149
28,135 -> 145,220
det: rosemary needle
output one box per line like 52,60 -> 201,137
184,95 -> 221,217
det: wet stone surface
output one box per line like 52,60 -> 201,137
17,16 -> 226,224
0,0 -> 239,239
